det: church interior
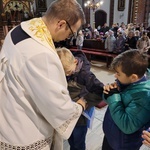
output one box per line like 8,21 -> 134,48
0,0 -> 150,42
0,1 -> 150,150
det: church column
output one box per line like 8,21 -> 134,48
135,0 -> 146,25
82,0 -> 90,26
0,0 -> 3,22
127,0 -> 133,23
144,0 -> 150,28
109,0 -> 114,27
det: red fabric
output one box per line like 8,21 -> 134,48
96,100 -> 107,108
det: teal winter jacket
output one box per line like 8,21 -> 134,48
103,79 -> 150,150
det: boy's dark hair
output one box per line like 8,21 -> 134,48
111,49 -> 148,77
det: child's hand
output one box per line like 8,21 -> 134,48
104,88 -> 119,99
142,129 -> 150,147
103,82 -> 119,99
103,82 -> 118,94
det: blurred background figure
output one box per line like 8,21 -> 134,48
84,28 -> 91,39
105,30 -> 116,52
93,29 -> 100,39
125,30 -> 137,50
114,31 -> 126,53
136,31 -> 150,53
111,23 -> 119,38
97,25 -> 101,33
99,32 -> 104,41
76,30 -> 84,50
134,30 -> 140,41
103,31 -> 109,41
87,23 -> 93,33
100,23 -> 110,35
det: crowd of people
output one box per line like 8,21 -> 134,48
0,0 -> 150,150
77,22 -> 150,54
55,22 -> 150,55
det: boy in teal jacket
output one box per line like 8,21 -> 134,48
102,49 -> 150,150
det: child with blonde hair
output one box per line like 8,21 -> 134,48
57,47 -> 104,150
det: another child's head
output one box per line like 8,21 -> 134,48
57,47 -> 78,76
134,30 -> 140,37
111,50 -> 148,84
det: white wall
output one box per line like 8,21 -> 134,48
45,0 -> 130,27
148,13 -> 150,27
46,0 -> 83,11
46,0 -> 53,8
113,0 -> 129,25
89,0 -> 110,27
77,0 -> 82,5
45,0 -> 110,28
90,0 -> 110,25
87,0 -> 129,28
46,0 -> 82,7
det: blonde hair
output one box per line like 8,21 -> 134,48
57,47 -> 75,72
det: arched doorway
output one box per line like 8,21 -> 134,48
95,10 -> 107,28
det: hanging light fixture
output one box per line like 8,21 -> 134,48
84,0 -> 103,11
84,0 -> 104,29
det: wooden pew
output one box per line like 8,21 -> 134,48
70,48 -> 118,67
83,39 -> 105,50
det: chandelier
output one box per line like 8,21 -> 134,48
84,0 -> 104,11
84,0 -> 104,29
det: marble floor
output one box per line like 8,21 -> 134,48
63,60 -> 115,150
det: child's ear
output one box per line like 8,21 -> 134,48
131,74 -> 139,82
74,59 -> 78,64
